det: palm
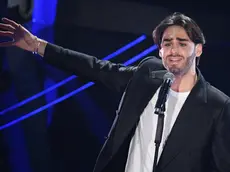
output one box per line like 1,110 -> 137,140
0,18 -> 36,52
13,27 -> 35,51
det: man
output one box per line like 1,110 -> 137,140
0,12 -> 230,172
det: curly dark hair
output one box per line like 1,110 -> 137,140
152,12 -> 206,65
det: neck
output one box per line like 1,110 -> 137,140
170,68 -> 197,93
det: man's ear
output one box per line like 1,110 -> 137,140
195,44 -> 203,57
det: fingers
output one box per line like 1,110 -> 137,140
0,18 -> 16,47
1,18 -> 19,28
0,41 -> 14,47
0,31 -> 14,38
0,23 -> 15,32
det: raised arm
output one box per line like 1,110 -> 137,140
42,42 -> 137,92
0,18 -> 137,93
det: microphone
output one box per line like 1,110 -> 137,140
154,72 -> 175,114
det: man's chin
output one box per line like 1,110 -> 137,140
168,67 -> 182,76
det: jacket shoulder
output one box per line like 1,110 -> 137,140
137,56 -> 164,71
207,82 -> 230,106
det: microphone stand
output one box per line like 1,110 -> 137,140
152,104 -> 166,172
152,76 -> 173,172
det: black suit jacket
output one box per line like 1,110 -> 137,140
43,43 -> 230,172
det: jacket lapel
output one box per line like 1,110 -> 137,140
111,69 -> 167,157
157,70 -> 208,171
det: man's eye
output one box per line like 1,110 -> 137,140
180,43 -> 186,47
164,43 -> 171,47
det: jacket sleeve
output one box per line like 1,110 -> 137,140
211,98 -> 230,171
43,43 -> 137,93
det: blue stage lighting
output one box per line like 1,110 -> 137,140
0,44 -> 157,130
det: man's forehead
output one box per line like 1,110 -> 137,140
162,26 -> 190,41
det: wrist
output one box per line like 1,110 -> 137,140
32,36 -> 40,54
32,36 -> 47,57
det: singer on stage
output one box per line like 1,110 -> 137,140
0,12 -> 230,172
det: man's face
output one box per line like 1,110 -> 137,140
159,25 -> 202,76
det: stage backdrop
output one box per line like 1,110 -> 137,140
0,1 -> 230,172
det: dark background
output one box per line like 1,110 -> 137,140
0,0 -> 230,172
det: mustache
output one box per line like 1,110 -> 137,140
166,54 -> 184,58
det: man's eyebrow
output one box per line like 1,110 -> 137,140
177,37 -> 189,42
162,38 -> 172,42
162,37 -> 189,42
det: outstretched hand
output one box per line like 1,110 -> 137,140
0,18 -> 37,52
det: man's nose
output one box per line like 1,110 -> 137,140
170,45 -> 179,55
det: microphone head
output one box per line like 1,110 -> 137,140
163,72 -> 175,82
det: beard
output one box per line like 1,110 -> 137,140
165,51 -> 196,77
